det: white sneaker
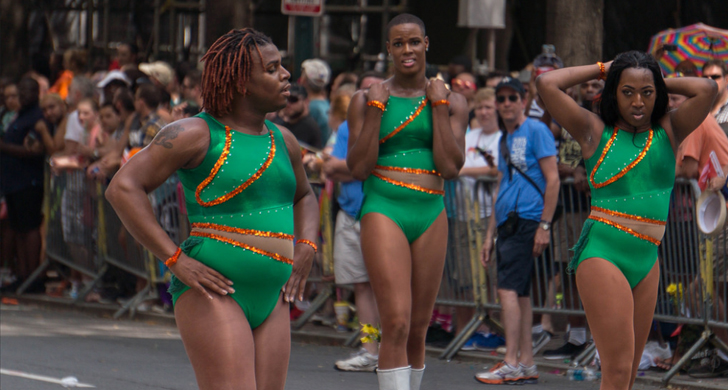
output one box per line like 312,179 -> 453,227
334,348 -> 378,372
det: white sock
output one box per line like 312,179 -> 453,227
532,324 -> 543,334
568,327 -> 587,345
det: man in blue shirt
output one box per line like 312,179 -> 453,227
323,71 -> 384,373
476,77 -> 559,385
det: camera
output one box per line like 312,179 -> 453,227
500,211 -> 519,237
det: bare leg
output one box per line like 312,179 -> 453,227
629,261 -> 659,390
361,213 -> 413,370
254,294 -> 291,390
354,281 -> 380,355
577,258 -> 635,390
499,288 -> 521,367
174,290 -> 257,390
518,297 -> 534,366
17,228 -> 42,279
408,212 -> 448,369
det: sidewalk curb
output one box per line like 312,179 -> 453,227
5,293 -> 726,390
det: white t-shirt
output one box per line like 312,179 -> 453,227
459,128 -> 502,220
64,110 -> 86,144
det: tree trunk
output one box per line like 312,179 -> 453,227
205,0 -> 254,47
546,0 -> 603,66
0,0 -> 31,79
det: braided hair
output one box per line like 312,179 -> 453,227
200,28 -> 273,117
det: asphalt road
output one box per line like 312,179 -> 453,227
0,303 -> 665,390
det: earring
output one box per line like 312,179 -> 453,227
426,47 -> 429,52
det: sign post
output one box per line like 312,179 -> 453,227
281,0 -> 324,17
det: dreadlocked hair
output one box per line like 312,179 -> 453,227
200,28 -> 273,117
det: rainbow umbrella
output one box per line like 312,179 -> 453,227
648,23 -> 728,75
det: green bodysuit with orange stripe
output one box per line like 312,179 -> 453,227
360,96 -> 444,243
170,112 -> 296,328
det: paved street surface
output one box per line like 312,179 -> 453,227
0,303 -> 665,390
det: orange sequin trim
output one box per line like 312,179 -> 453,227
190,231 -> 293,265
374,165 -> 441,176
589,127 -> 653,189
191,222 -> 294,240
367,100 -> 386,111
165,247 -> 182,268
590,206 -> 666,226
379,98 -> 429,144
432,99 -> 450,107
588,215 -> 661,246
195,127 -> 275,207
371,171 -> 445,195
296,239 -> 318,253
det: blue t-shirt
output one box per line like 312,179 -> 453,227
309,99 -> 331,143
495,118 -> 557,226
331,121 -> 364,218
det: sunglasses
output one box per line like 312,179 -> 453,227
496,95 -> 519,103
703,74 -> 724,80
452,79 -> 477,90
287,96 -> 300,104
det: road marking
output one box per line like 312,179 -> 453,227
0,368 -> 96,387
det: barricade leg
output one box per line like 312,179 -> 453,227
291,285 -> 333,330
570,342 -> 597,367
345,327 -> 363,347
663,329 -> 710,383
113,283 -> 152,319
439,310 -> 484,360
73,264 -> 109,304
15,260 -> 51,295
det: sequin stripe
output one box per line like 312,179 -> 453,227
590,206 -> 666,226
191,222 -> 294,240
190,231 -> 293,265
588,215 -> 661,246
590,128 -> 653,189
374,165 -> 441,176
195,127 -> 275,207
379,98 -> 429,144
371,171 -> 445,195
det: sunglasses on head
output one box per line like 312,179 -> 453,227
704,74 -> 723,80
287,96 -> 300,103
452,79 -> 477,90
496,95 -> 519,103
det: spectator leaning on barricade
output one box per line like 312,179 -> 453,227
0,78 -> 46,293
666,82 -> 728,377
323,71 -> 385,373
702,59 -> 728,135
456,87 -> 505,351
476,77 -> 559,385
63,76 -> 97,159
27,93 -> 67,156
273,83 -> 322,149
301,58 -> 332,142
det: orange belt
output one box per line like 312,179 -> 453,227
588,206 -> 666,246
372,165 -> 444,195
190,222 -> 294,264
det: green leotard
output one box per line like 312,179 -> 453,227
572,126 -> 675,288
170,112 -> 296,328
360,96 -> 444,243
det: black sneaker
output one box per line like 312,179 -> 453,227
542,342 -> 586,360
687,355 -> 728,378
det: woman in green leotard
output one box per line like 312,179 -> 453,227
537,52 -> 717,390
106,29 -> 319,390
347,13 -> 468,390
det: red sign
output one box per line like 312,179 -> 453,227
281,0 -> 323,16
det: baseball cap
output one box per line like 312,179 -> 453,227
139,61 -> 174,87
495,76 -> 525,95
97,70 -> 131,88
301,59 -> 331,88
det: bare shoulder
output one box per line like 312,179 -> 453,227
151,117 -> 209,150
273,123 -> 303,159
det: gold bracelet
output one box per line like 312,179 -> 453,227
597,62 -> 606,81
296,239 -> 318,253
432,99 -> 450,107
367,100 -> 386,112
165,247 -> 182,268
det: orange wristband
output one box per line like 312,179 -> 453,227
296,239 -> 318,253
165,247 -> 182,268
367,100 -> 386,112
432,99 -> 450,107
597,62 -> 606,81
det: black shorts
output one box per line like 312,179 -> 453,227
496,218 -> 538,297
5,186 -> 44,233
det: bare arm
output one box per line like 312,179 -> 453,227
481,171 -> 502,267
35,120 -> 58,155
664,77 -> 718,147
279,125 -> 320,303
536,64 -> 606,157
532,155 -> 559,258
53,116 -> 68,153
322,155 -> 356,182
675,156 -> 699,179
0,139 -> 45,158
460,166 -> 498,178
347,87 -> 387,180
429,80 -> 467,179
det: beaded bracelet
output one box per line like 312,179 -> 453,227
367,100 -> 386,112
165,247 -> 182,268
296,239 -> 318,253
432,99 -> 450,107
597,62 -> 606,81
